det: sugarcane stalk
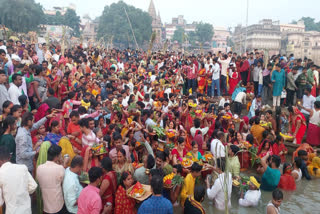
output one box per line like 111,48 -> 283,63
224,146 -> 230,214
147,31 -> 156,58
61,26 -> 66,56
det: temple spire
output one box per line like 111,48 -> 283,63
148,0 -> 157,22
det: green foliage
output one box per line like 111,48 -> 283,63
195,22 -> 214,44
151,125 -> 166,138
0,0 -> 44,33
173,22 -> 213,45
301,17 -> 320,32
172,27 -> 185,44
43,9 -> 81,37
227,36 -> 234,47
63,9 -> 81,37
97,1 -> 152,47
292,17 -> 320,32
172,174 -> 184,187
248,146 -> 259,167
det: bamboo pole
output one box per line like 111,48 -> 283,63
123,7 -> 139,50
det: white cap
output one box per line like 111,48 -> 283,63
11,54 -> 21,62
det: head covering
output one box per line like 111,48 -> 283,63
193,134 -> 203,150
11,54 -> 21,62
239,116 -> 249,133
58,56 -> 67,66
36,141 -> 52,167
262,68 -> 270,77
249,176 -> 260,189
58,137 -> 76,166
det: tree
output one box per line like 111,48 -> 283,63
97,1 -> 152,48
300,17 -> 320,32
195,22 -> 214,44
63,9 -> 81,37
291,17 -> 320,32
0,0 -> 44,33
172,27 -> 185,44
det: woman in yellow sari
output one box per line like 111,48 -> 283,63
198,63 -> 206,94
58,137 -> 76,166
307,156 -> 320,177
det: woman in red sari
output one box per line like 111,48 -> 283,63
100,157 -> 117,211
257,139 -> 273,158
228,63 -> 239,95
278,163 -> 296,191
48,65 -> 61,97
288,106 -> 307,145
198,63 -> 206,94
114,171 -> 136,214
81,146 -> 100,172
305,101 -> 320,146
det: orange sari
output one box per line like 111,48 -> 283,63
198,68 -> 206,94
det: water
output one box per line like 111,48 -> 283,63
174,176 -> 320,214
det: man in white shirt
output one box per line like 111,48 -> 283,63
218,55 -> 231,96
121,89 -> 130,108
150,71 -> 157,82
36,145 -> 66,214
8,73 -> 23,105
0,146 -> 37,214
117,59 -> 124,71
206,158 -> 232,211
190,118 -> 209,137
301,87 -> 316,124
205,57 -> 213,72
234,90 -> 247,115
143,109 -> 157,129
253,62 -> 263,97
143,94 -> 153,110
210,132 -> 226,158
211,59 -> 221,97
0,70 -> 10,112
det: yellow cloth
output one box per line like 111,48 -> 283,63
58,137 -> 76,166
81,100 -> 91,110
307,157 -> 320,177
249,176 -> 261,188
180,173 -> 196,206
91,89 -> 100,96
250,124 -> 265,144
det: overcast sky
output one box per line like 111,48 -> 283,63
36,0 -> 318,27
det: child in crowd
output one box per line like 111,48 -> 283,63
298,150 -> 311,180
267,189 -> 283,214
239,176 -> 261,207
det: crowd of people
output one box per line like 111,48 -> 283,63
0,38 -> 319,214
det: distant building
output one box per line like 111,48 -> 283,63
164,15 -> 196,41
233,19 -> 281,56
148,0 -> 163,43
38,25 -> 73,41
212,26 -> 231,53
81,15 -> 98,42
280,20 -> 305,34
285,30 -> 320,65
43,4 -> 76,16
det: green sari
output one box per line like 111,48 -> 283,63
36,141 -> 51,214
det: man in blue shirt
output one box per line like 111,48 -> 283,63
138,175 -> 173,214
63,156 -> 84,213
260,152 -> 281,191
298,150 -> 311,180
